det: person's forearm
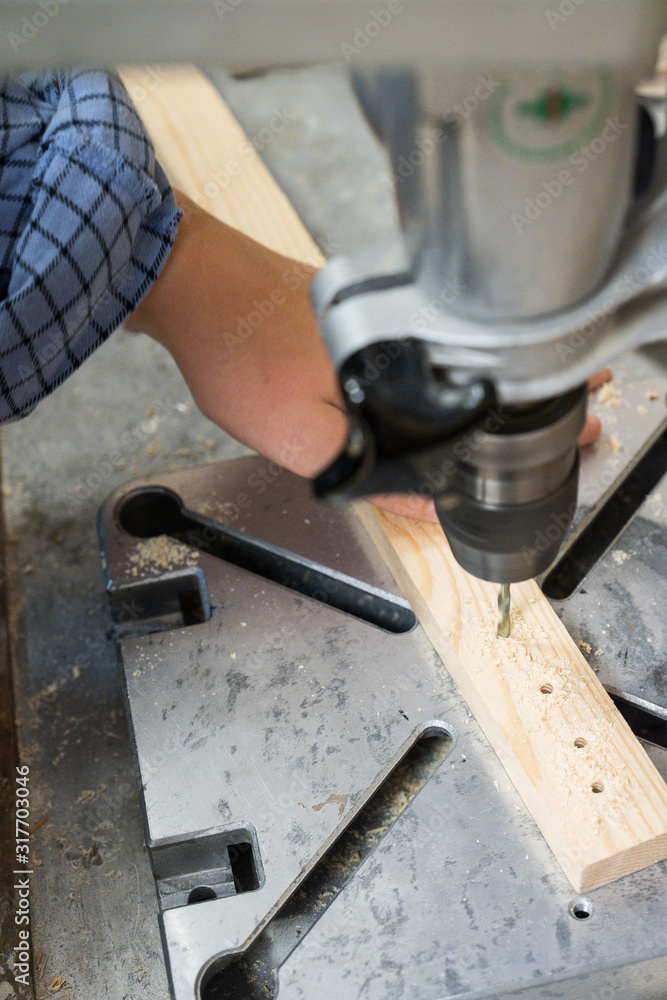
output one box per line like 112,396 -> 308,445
127,190 -> 349,479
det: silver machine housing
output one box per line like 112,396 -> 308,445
312,33 -> 667,582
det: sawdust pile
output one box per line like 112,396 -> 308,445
127,535 -> 199,576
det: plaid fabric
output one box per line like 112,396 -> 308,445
0,68 -> 181,422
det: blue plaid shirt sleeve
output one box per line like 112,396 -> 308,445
0,68 -> 182,423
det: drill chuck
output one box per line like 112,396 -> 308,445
434,388 -> 587,583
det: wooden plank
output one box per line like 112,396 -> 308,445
120,64 -> 667,892
357,505 -> 667,891
118,65 -> 324,266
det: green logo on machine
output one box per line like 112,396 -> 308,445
517,86 -> 590,125
489,67 -> 614,162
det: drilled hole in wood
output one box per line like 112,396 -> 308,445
540,684 -> 554,695
591,781 -> 604,794
574,738 -> 587,749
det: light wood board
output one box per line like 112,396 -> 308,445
357,505 -> 667,892
120,64 -> 667,892
119,66 -> 323,265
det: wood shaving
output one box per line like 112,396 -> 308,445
35,950 -> 49,981
611,550 -> 630,566
596,381 -> 622,407
602,434 -> 623,454
647,388 -> 660,401
31,676 -> 68,705
127,535 -> 199,576
637,404 -> 649,416
578,640 -> 592,653
28,815 -> 48,834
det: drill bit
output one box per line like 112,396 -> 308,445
497,583 -> 511,638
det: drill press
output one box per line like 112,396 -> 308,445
312,54 -> 667,635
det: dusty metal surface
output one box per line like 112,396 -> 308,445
100,456 -> 667,1000
546,354 -> 667,718
562,353 -> 667,545
557,467 -> 667,718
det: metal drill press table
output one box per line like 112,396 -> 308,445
96,412 -> 667,1000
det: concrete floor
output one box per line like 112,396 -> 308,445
209,64 -> 399,256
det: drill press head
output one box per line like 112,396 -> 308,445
313,48 -> 667,584
314,336 -> 586,584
